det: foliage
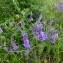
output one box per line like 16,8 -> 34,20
0,0 -> 63,63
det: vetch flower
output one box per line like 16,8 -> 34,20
11,40 -> 18,50
34,23 -> 43,32
47,28 -> 55,35
20,30 -> 28,37
50,32 -> 58,43
29,12 -> 33,21
14,22 -> 19,28
24,49 -> 30,56
23,36 -> 30,48
59,2 -> 63,9
0,27 -> 3,33
3,47 -> 13,52
39,31 -> 48,41
20,30 -> 30,48
32,22 -> 48,41
33,23 -> 43,40
36,14 -> 42,23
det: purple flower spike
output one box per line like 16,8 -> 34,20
14,22 -> 19,28
50,38 -> 55,43
11,40 -> 18,50
50,32 -> 58,43
50,20 -> 54,26
39,31 -> 48,41
20,30 -> 30,48
0,27 -> 3,33
59,2 -> 63,9
30,12 -> 33,21
24,49 -> 30,56
36,14 -> 42,23
20,30 -> 28,37
23,36 -> 30,48
34,24 -> 43,32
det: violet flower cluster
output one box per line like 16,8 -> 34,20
0,40 -> 19,54
20,30 -> 30,48
11,40 -> 18,50
50,31 -> 58,43
33,14 -> 47,41
48,28 -> 58,43
20,30 -> 31,56
0,11 -> 60,57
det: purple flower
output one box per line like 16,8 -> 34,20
3,47 -> 13,52
32,22 -> 48,41
50,20 -> 54,26
50,32 -> 58,43
11,40 -> 18,50
0,27 -> 3,33
29,12 -> 33,21
36,14 -> 42,23
20,30 -> 28,37
39,31 -> 48,41
35,31 -> 40,36
59,2 -> 63,9
23,36 -> 30,48
47,28 -> 55,35
14,22 -> 19,28
50,38 -> 55,43
20,30 -> 30,48
34,23 -> 43,32
24,49 -> 30,56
